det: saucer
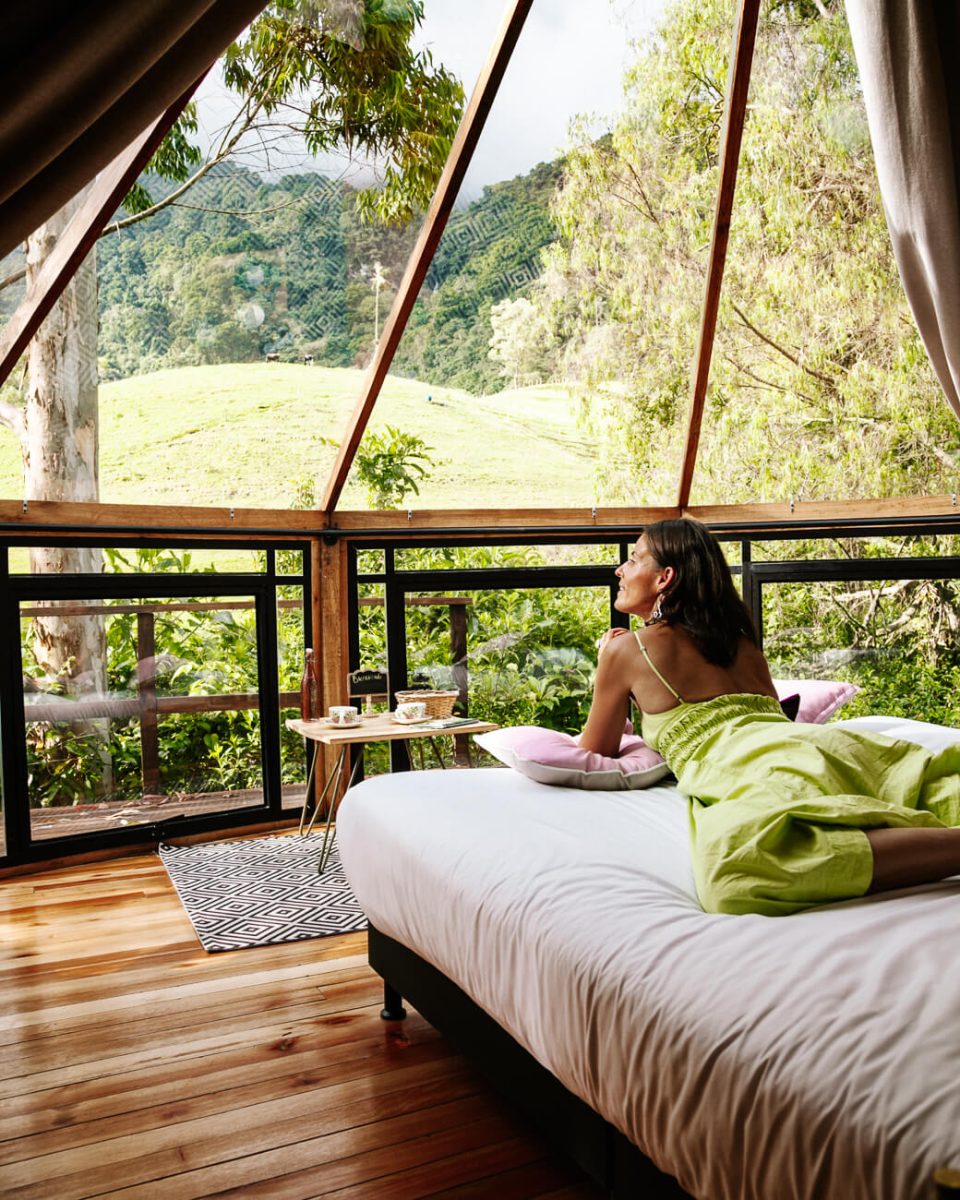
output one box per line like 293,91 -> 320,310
391,714 -> 429,725
322,717 -> 363,728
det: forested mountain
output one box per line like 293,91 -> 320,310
96,159 -> 560,394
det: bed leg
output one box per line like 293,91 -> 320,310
380,981 -> 407,1021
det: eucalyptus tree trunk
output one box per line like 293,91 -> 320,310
22,187 -> 112,806
23,187 -> 106,697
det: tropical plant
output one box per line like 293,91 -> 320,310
353,425 -> 435,508
22,548 -> 267,805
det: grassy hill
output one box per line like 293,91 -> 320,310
0,364 -> 602,512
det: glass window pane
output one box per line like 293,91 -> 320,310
276,549 -> 305,578
10,547 -> 265,573
278,586 -> 307,812
21,596 -> 265,841
389,584 -> 608,773
762,577 -> 960,726
357,583 -> 388,695
355,550 -> 385,576
393,542 -> 624,570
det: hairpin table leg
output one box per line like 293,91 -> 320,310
316,748 -> 364,874
302,744 -> 346,840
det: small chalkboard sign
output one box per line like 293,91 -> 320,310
349,668 -> 388,695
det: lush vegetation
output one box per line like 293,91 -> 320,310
22,541 -> 611,806
391,161 -> 561,393
28,528 -> 960,809
535,0 -> 960,507
21,548 -> 306,806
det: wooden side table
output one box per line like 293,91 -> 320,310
286,713 -> 498,872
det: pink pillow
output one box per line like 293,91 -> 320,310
773,678 -> 859,724
474,726 -> 671,791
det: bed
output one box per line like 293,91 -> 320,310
336,715 -> 960,1200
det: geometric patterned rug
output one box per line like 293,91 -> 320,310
158,834 -> 367,953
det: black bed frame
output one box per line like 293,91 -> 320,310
368,922 -> 692,1199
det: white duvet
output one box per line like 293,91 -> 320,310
337,716 -> 960,1200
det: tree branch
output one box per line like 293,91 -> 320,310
722,353 -> 820,405
105,159 -> 222,234
162,193 -> 306,219
0,265 -> 26,294
106,90 -> 270,235
0,398 -> 26,441
730,300 -> 839,387
620,162 -> 663,228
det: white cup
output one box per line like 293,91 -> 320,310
395,701 -> 427,723
328,705 -> 359,726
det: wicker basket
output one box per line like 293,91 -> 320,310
394,688 -> 459,718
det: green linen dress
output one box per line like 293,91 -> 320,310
637,666 -> 960,917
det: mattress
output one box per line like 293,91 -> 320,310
337,715 -> 960,1200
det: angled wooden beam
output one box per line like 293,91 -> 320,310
320,0 -> 535,516
676,0 -> 761,508
0,83 -> 201,390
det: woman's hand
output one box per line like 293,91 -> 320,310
596,627 -> 630,657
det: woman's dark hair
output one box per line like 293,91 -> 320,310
642,518 -> 757,666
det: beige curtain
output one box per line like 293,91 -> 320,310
0,0 -> 266,261
845,0 -> 960,419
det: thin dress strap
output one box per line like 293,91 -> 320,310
633,630 -> 683,702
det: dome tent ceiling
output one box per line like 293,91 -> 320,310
0,0 -> 958,522
0,0 -> 266,262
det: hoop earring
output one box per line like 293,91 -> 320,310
646,593 -> 664,626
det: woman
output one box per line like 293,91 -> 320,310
579,518 -> 960,915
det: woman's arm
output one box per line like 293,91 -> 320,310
578,631 -> 634,756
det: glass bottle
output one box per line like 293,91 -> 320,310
300,648 -> 321,721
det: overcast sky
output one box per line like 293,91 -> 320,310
414,0 -> 667,195
197,0 -> 667,197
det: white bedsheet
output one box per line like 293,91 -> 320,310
337,716 -> 960,1200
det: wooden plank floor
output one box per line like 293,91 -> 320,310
0,851 -> 602,1199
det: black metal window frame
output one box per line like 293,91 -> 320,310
0,535 -> 312,865
741,553 -> 960,645
348,537 -> 635,772
348,521 -> 960,745
348,523 -> 960,678
5,512 -> 960,865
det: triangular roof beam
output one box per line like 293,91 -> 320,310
320,0 -> 535,517
0,83 -> 202,391
677,0 -> 760,506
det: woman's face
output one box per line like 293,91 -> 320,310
614,536 -> 671,617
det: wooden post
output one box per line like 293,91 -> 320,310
449,601 -> 470,766
136,611 -> 160,796
450,602 -> 468,706
315,537 -> 350,810
676,0 -> 761,508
